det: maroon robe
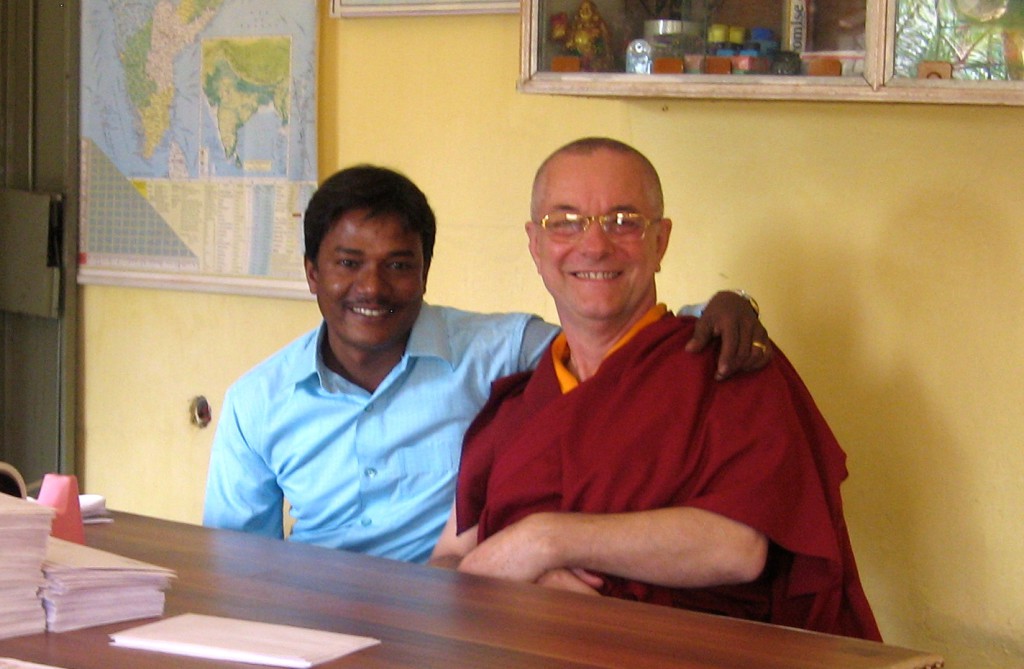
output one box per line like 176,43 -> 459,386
456,315 -> 881,641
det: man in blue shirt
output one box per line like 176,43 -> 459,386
203,165 -> 770,563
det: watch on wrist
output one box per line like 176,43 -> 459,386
732,289 -> 760,316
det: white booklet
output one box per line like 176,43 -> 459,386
0,659 -> 70,669
109,614 -> 381,668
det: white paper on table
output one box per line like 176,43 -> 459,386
21,493 -> 111,524
0,659 -> 71,669
109,613 -> 381,668
78,494 -> 112,524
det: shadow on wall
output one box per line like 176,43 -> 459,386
736,187 -> 1023,667
868,187 -> 1023,668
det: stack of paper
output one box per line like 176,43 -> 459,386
0,494 -> 55,639
79,494 -> 112,524
41,538 -> 176,633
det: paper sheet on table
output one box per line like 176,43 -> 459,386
23,494 -> 111,524
109,614 -> 380,668
78,494 -> 112,524
0,659 -> 70,669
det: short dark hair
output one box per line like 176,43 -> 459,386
303,165 -> 436,266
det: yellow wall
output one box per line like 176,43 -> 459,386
80,8 -> 1024,667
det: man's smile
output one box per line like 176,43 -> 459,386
348,304 -> 395,318
571,270 -> 621,280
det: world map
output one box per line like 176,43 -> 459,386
80,0 -> 317,293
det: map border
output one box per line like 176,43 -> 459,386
77,266 -> 313,300
78,0 -> 318,301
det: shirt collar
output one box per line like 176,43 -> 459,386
280,323 -> 327,389
294,303 -> 455,392
552,303 -> 669,393
404,303 -> 455,367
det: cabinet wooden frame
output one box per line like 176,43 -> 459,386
518,0 -> 1024,105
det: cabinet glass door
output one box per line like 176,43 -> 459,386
890,0 -> 1023,80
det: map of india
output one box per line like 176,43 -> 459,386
80,0 -> 317,294
202,36 -> 291,170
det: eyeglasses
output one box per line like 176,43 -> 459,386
537,212 -> 656,241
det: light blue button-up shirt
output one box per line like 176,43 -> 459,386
203,304 -> 556,563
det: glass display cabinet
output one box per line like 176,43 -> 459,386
519,0 -> 1024,104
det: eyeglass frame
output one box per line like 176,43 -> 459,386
534,211 -> 661,240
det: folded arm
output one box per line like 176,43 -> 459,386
431,505 -> 767,590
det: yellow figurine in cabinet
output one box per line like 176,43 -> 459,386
564,0 -> 614,71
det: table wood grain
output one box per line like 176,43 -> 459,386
0,512 -> 944,668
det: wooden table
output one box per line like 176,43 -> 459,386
0,512 -> 943,668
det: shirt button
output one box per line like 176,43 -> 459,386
364,467 -> 377,479
360,517 -> 372,527
364,403 -> 374,412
